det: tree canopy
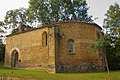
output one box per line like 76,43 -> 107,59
92,3 -> 120,70
0,44 -> 5,62
103,3 -> 120,70
104,3 -> 120,36
4,8 -> 33,34
3,0 -> 93,34
4,8 -> 28,29
27,0 -> 93,25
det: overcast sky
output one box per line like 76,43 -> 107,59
0,0 -> 29,21
0,0 -> 120,27
86,0 -> 120,27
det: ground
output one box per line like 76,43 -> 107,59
0,62 -> 120,80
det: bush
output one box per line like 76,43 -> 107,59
0,44 -> 5,62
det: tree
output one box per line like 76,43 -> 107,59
3,0 -> 93,30
4,8 -> 28,30
27,0 -> 93,25
4,8 -> 33,34
0,21 -> 6,44
92,3 -> 120,70
103,3 -> 120,70
11,23 -> 33,34
0,44 -> 5,62
104,3 -> 120,36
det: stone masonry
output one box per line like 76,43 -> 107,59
4,21 -> 105,73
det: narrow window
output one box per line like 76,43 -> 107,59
68,39 -> 75,53
96,31 -> 100,39
42,31 -> 47,47
46,33 -> 47,45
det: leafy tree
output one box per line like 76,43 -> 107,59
11,28 -> 19,34
11,23 -> 33,34
4,8 -> 28,30
4,8 -> 33,34
4,0 -> 93,29
103,3 -> 120,70
0,21 -> 4,27
92,3 -> 120,70
0,21 -> 5,33
0,21 -> 6,44
0,22 -> 5,62
0,44 -> 5,62
104,3 -> 120,36
27,0 -> 93,25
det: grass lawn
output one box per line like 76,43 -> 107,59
0,62 -> 120,80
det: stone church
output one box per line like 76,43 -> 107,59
4,20 -> 105,73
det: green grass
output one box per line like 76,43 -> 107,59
0,62 -> 120,80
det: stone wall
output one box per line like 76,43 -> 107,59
5,27 -> 56,72
56,63 -> 105,73
47,27 -> 56,73
5,21 -> 105,73
54,22 -> 105,72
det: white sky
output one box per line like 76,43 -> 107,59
0,0 -> 29,21
86,0 -> 120,27
0,0 -> 120,27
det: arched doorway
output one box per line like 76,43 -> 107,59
11,50 -> 19,67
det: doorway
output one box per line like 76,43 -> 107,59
11,50 -> 19,67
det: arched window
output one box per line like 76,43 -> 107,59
11,50 -> 19,67
68,39 -> 75,53
42,31 -> 47,47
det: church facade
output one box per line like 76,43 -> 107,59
4,21 -> 105,73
